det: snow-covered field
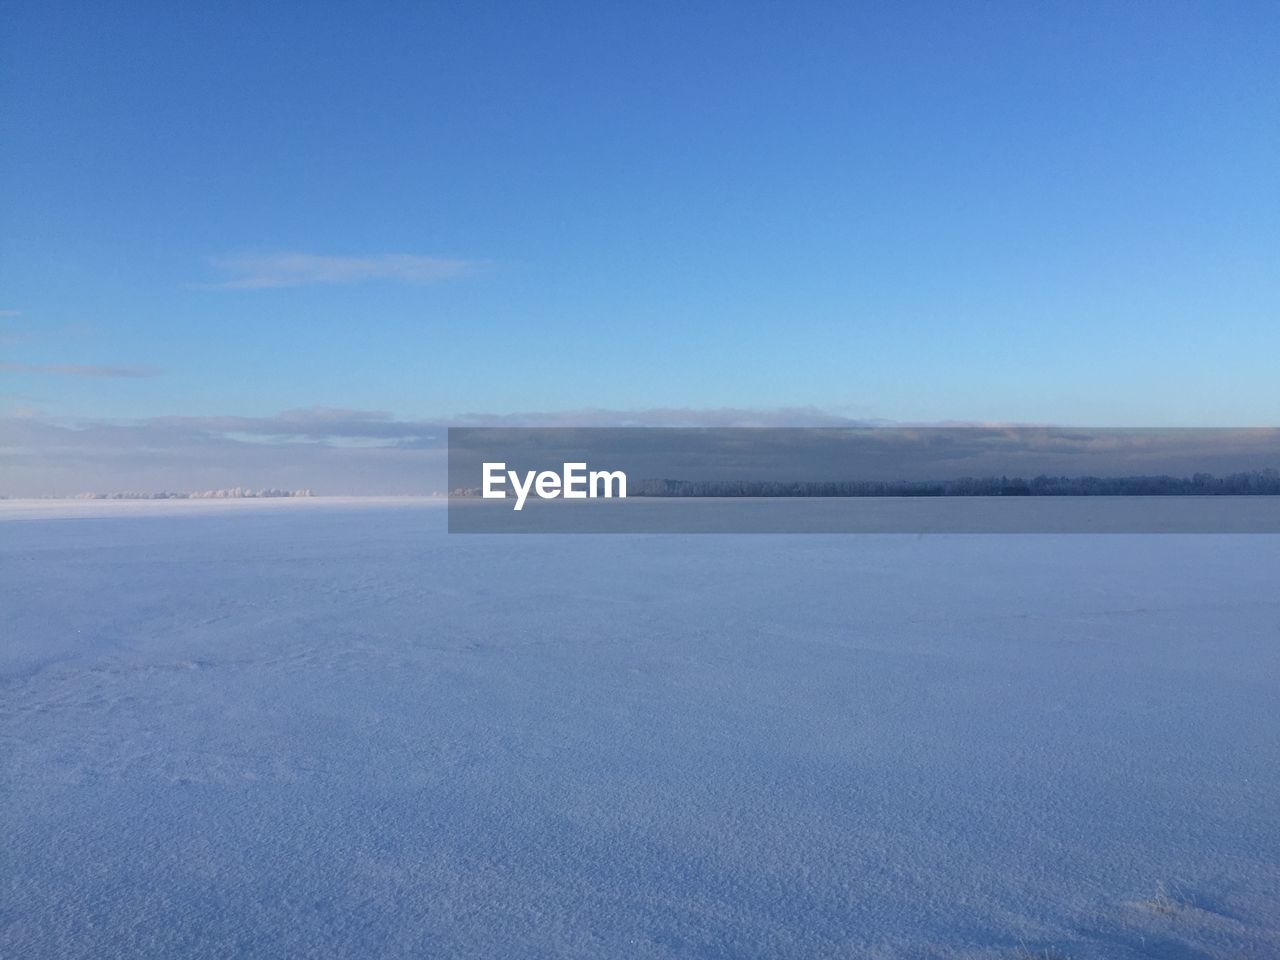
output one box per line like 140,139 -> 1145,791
3,499 -> 1278,959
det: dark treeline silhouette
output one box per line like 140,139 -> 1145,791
631,470 -> 1280,498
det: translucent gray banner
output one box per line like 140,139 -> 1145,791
447,427 -> 1280,533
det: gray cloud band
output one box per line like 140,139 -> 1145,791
4,411 -> 1279,507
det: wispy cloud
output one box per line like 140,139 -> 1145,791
148,407 -> 441,442
0,362 -> 161,379
451,407 -> 880,428
206,252 -> 484,289
0,409 -> 447,497
0,309 -> 21,318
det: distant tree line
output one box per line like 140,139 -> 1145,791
71,488 -> 315,500
630,470 -> 1280,498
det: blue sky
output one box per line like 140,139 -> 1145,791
2,2 -> 1279,491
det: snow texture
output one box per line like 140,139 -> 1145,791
2,499 -> 1278,958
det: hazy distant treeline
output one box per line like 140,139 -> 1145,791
631,470 -> 1280,498
70,488 -> 314,500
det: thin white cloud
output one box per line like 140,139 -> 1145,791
451,406 -> 881,428
0,309 -> 21,318
206,252 -> 484,289
0,362 -> 161,379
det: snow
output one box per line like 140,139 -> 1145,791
2,499 -> 1278,958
